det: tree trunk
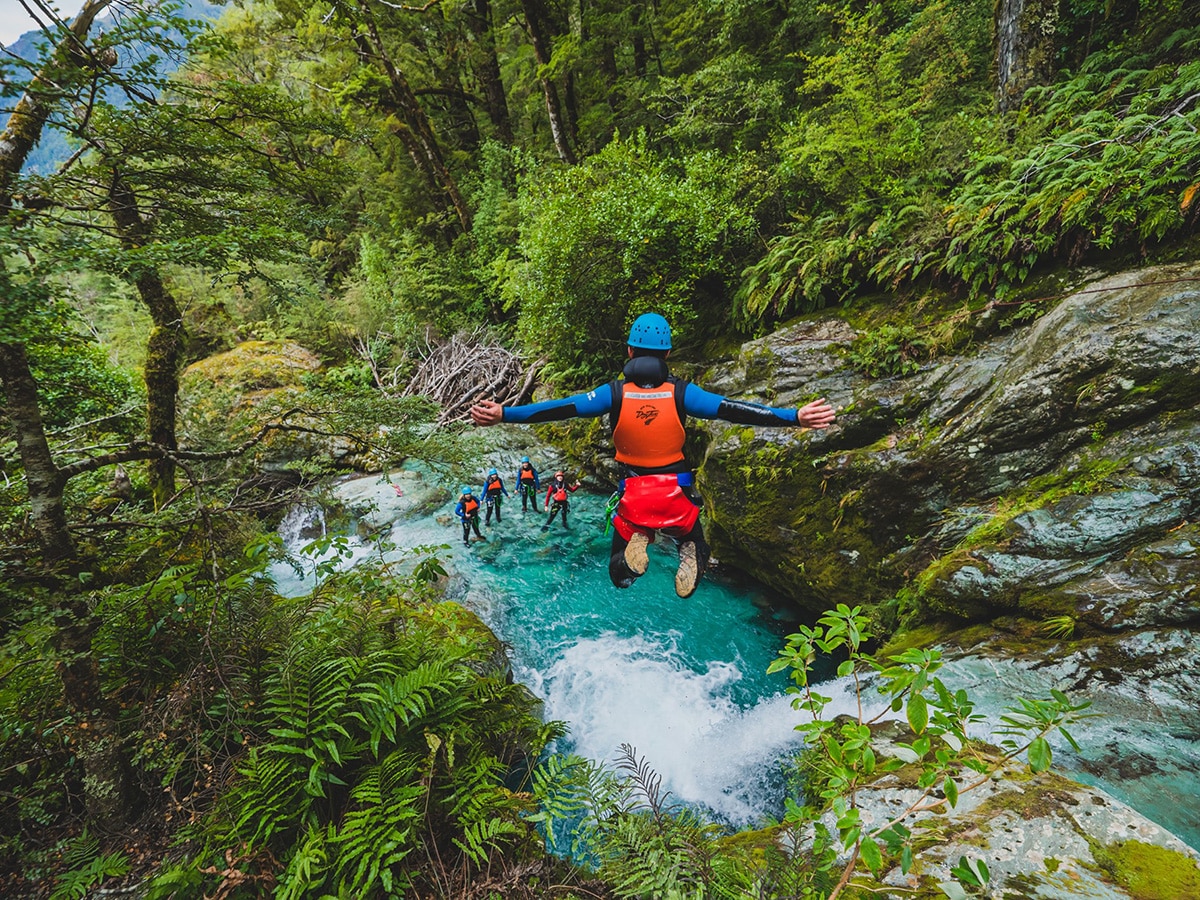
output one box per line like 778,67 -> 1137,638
355,0 -> 473,233
466,0 -> 514,144
0,339 -> 73,561
0,0 -> 113,209
54,594 -> 137,831
0,1 -> 135,831
106,168 -> 183,508
0,334 -> 134,832
521,0 -> 577,164
994,0 -> 1059,112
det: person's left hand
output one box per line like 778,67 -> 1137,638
797,398 -> 836,429
470,399 -> 504,426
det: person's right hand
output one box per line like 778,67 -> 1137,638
470,399 -> 504,426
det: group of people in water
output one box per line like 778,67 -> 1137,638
462,312 -> 836,598
454,460 -> 583,546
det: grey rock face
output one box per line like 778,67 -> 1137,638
698,263 -> 1200,626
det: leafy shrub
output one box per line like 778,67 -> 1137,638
737,13 -> 1200,325
511,133 -> 758,384
845,324 -> 931,377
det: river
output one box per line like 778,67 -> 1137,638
269,465 -> 1200,848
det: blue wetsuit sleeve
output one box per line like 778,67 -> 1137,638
454,500 -> 465,519
501,385 -> 613,423
682,383 -> 798,426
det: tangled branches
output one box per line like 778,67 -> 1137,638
390,328 -> 542,425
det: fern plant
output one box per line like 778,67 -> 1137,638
147,563 -> 559,899
48,830 -> 129,900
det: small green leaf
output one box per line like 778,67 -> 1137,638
943,776 -> 958,808
859,837 -> 883,874
908,693 -> 928,734
1028,736 -> 1052,773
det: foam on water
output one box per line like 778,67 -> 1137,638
518,631 -> 802,823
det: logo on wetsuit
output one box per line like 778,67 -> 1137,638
634,404 -> 660,425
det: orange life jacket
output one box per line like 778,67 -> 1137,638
485,475 -> 503,495
611,381 -> 687,469
461,495 -> 480,516
519,466 -> 536,483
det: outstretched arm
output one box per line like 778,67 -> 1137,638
471,386 -> 613,426
683,384 -> 836,429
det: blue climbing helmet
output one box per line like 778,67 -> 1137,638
520,456 -> 530,463
488,467 -> 498,475
461,485 -> 473,495
627,312 -> 672,350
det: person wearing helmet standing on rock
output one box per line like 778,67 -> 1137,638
515,456 -> 540,513
542,470 -> 580,531
470,313 -> 835,597
455,486 -> 485,546
481,467 -> 508,525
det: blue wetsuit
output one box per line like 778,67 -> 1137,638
500,381 -> 798,431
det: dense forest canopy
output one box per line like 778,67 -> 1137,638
1,0 -> 1197,895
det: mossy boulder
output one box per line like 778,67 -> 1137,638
693,263 -> 1200,628
179,340 -> 366,469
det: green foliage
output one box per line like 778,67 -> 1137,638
944,44 -> 1200,296
22,340 -> 142,434
512,134 -> 758,384
48,830 -> 129,900
845,324 -> 931,377
1039,614 -> 1077,640
738,12 -> 1200,326
530,745 -> 757,898
141,551 -> 558,899
737,0 -> 994,322
763,603 -> 1094,895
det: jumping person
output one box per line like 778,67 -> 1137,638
482,467 -> 508,525
455,486 -> 484,546
470,313 -> 835,597
515,456 -> 540,512
542,470 -> 580,531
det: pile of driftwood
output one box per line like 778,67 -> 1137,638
380,328 -> 542,425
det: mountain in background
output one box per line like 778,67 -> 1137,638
1,0 -> 223,174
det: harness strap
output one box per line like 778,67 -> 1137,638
618,471 -> 693,493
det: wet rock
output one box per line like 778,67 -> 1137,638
696,262 -> 1200,630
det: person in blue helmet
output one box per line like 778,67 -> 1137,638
470,313 -> 836,597
481,467 -> 508,524
455,485 -> 484,546
515,456 -> 540,512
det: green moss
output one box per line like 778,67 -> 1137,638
968,771 -> 1081,827
1091,840 -> 1200,900
874,623 -> 953,660
910,454 -> 1126,612
701,435 -> 891,611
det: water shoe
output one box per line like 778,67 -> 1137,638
624,532 -> 650,575
675,541 -> 699,598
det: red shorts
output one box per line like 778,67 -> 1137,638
612,474 -> 700,541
